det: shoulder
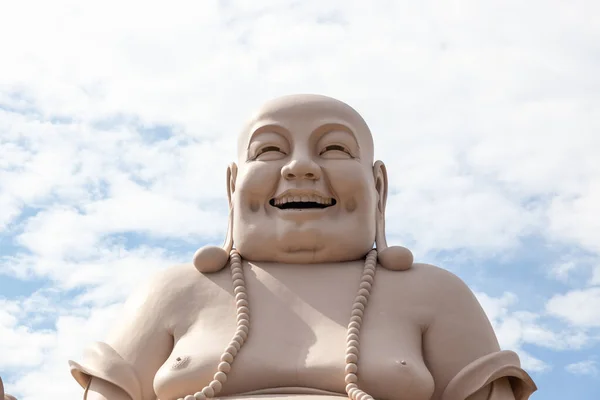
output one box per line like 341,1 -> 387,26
415,263 -> 483,314
122,263 -> 231,313
412,263 -> 475,298
145,262 -> 233,291
150,263 -> 206,289
131,263 -> 199,298
376,262 -> 484,324
379,262 -> 476,301
407,263 -> 498,348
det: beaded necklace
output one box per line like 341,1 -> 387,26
177,249 -> 378,400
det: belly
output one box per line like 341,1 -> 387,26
153,262 -> 435,400
216,393 -> 346,400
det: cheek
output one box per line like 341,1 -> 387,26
235,164 -> 282,197
326,164 -> 373,195
324,164 -> 377,214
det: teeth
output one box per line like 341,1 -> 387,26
274,194 -> 333,205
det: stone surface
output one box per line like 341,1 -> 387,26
69,94 -> 537,400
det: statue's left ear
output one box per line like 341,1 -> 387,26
373,161 -> 388,217
373,160 -> 414,271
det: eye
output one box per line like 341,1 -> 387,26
319,144 -> 353,159
254,145 -> 287,160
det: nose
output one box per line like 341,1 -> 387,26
281,157 -> 321,181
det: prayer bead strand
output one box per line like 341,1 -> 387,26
182,249 -> 378,400
344,249 -> 377,400
179,251 -> 248,400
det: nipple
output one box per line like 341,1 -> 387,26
171,356 -> 190,370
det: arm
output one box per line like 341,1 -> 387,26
421,267 -> 536,400
466,378 -> 514,400
86,378 -> 130,400
70,268 -> 179,400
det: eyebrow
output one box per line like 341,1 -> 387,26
312,122 -> 360,150
245,119 -> 361,151
246,123 -> 291,150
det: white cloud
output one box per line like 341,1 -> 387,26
549,261 -> 578,282
474,292 -> 546,371
2,301 -> 123,399
546,287 -> 600,328
475,291 -> 599,373
565,360 -> 599,376
548,182 -> 600,255
0,296 -> 58,370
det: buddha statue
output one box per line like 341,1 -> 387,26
69,94 -> 537,400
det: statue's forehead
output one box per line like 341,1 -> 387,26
249,94 -> 367,128
238,94 -> 374,154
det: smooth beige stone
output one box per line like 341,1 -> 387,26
69,94 -> 536,400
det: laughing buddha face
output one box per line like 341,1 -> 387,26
227,94 -> 388,264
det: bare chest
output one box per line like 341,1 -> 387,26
154,263 -> 434,400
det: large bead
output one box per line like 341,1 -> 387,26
209,379 -> 222,392
201,386 -> 215,398
218,361 -> 231,373
345,353 -> 358,363
347,333 -> 359,342
193,246 -> 229,273
347,345 -> 359,355
214,371 -> 228,383
348,327 -> 360,335
378,246 -> 414,271
346,363 -> 358,374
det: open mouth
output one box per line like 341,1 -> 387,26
269,195 -> 337,210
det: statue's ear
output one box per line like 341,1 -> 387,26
192,162 -> 237,274
373,160 -> 388,216
373,160 -> 414,271
227,163 -> 238,208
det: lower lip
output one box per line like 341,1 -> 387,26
271,206 -> 333,218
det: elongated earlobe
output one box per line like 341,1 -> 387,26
373,161 -> 414,271
193,163 -> 237,273
193,209 -> 233,273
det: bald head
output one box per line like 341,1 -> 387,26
229,94 -> 384,264
238,94 -> 375,164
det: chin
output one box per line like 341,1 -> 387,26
235,228 -> 375,264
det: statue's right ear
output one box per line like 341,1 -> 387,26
193,162 -> 238,273
227,163 -> 238,208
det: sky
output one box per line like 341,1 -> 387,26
0,0 -> 599,399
